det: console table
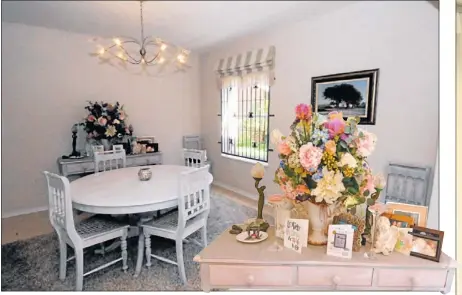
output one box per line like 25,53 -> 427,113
194,227 -> 456,293
57,152 -> 163,177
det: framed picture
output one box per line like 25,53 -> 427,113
333,212 -> 365,252
409,226 -> 444,262
311,69 -> 379,125
385,202 -> 428,227
381,212 -> 415,228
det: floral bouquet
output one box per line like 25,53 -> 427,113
272,103 -> 385,245
80,101 -> 133,142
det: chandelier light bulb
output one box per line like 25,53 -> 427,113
177,54 -> 186,63
98,48 -> 105,55
160,44 -> 167,51
113,38 -> 122,46
117,52 -> 126,60
158,57 -> 165,64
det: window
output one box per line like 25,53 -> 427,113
220,81 -> 271,162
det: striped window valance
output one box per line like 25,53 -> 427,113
214,46 -> 275,87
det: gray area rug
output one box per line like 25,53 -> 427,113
2,192 -> 270,291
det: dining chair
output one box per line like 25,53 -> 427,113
183,135 -> 202,150
92,145 -> 104,153
43,171 -> 129,291
112,144 -> 124,152
94,150 -> 126,174
182,148 -> 206,168
141,165 -> 210,284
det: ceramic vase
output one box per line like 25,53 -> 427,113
302,201 -> 337,246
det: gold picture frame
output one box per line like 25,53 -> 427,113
385,202 -> 428,227
333,212 -> 365,252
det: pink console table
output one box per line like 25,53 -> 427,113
194,227 -> 457,293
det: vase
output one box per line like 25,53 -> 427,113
302,201 -> 338,246
101,139 -> 112,151
268,197 -> 293,239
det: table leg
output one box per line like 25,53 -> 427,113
134,228 -> 145,277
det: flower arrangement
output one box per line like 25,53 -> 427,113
272,103 -> 385,210
80,101 -> 133,141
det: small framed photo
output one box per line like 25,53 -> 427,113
381,212 -> 415,228
327,224 -> 354,259
333,212 -> 365,252
409,226 -> 444,262
385,202 -> 428,227
311,69 -> 379,125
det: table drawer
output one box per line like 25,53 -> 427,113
209,265 -> 293,287
376,269 -> 448,288
298,266 -> 373,286
66,162 -> 94,175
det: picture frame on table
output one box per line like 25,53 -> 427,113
333,212 -> 365,252
409,226 -> 444,262
311,69 -> 379,125
384,202 -> 428,227
381,212 -> 415,228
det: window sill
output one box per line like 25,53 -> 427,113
221,154 -> 269,167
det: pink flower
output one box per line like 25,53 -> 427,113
355,129 -> 377,157
97,117 -> 107,126
299,142 -> 323,172
87,133 -> 94,139
361,174 -> 377,196
118,111 -> 125,120
368,202 -> 387,214
324,116 -> 346,138
277,141 -> 292,156
93,131 -> 99,137
281,182 -> 297,200
87,115 -> 96,122
295,103 -> 312,121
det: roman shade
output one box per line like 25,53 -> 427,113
214,46 -> 276,88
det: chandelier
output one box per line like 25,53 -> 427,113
95,0 -> 190,70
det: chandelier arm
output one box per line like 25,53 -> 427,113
104,49 -> 140,65
144,52 -> 161,64
118,46 -> 142,64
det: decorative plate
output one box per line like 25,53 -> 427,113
236,231 -> 268,244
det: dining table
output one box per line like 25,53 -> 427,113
70,164 -> 214,276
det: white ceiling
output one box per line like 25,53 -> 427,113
2,1 -> 356,52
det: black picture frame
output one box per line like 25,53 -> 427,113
409,226 -> 444,262
311,69 -> 379,125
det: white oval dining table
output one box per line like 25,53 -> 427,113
70,164 -> 213,277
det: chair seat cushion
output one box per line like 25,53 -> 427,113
76,216 -> 129,239
142,210 -> 201,233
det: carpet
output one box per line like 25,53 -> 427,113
1,192 -> 271,291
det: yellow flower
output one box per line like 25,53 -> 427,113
105,125 -> 117,137
311,167 -> 345,204
325,140 -> 336,154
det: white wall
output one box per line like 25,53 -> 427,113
2,22 -> 201,216
200,1 -> 438,206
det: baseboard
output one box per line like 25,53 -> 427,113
212,181 -> 257,201
2,206 -> 48,219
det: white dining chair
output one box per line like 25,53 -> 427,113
92,145 -> 104,153
141,166 -> 210,284
112,144 -> 124,152
43,171 -> 129,291
94,150 -> 126,174
182,148 -> 205,168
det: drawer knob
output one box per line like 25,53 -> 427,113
246,274 -> 255,285
332,276 -> 340,285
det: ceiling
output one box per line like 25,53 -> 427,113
2,1 -> 356,52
